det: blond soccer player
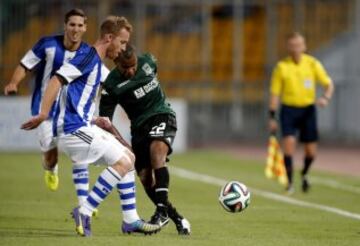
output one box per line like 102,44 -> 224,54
21,16 -> 161,237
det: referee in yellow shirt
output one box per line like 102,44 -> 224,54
268,32 -> 334,193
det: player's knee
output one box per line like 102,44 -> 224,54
304,144 -> 317,158
150,154 -> 166,169
150,141 -> 168,169
113,150 -> 135,176
124,148 -> 135,165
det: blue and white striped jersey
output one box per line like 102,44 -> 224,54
53,47 -> 109,136
20,35 -> 90,117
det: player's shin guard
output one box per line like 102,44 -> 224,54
154,167 -> 170,210
284,155 -> 293,185
117,170 -> 140,223
80,167 -> 121,216
72,165 -> 89,206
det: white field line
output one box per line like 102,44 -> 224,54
311,177 -> 360,195
170,167 -> 360,221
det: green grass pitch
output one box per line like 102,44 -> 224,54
0,150 -> 359,246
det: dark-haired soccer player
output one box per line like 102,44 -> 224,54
99,44 -> 191,235
3,9 -> 102,209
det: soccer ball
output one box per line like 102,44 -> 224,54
219,181 -> 251,213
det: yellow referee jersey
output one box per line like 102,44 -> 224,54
270,54 -> 331,107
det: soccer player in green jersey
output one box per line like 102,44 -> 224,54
99,44 -> 190,235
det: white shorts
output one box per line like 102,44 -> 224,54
58,125 -> 129,166
36,119 -> 57,152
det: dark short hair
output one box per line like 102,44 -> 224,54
122,44 -> 136,60
64,8 -> 87,24
114,44 -> 136,65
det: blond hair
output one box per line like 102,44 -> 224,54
100,16 -> 132,37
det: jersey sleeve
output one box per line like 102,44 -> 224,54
101,69 -> 117,92
20,37 -> 48,70
270,63 -> 282,96
55,47 -> 97,84
144,53 -> 158,74
150,53 -> 158,74
100,64 -> 110,84
313,59 -> 331,86
99,90 -> 117,121
55,62 -> 83,84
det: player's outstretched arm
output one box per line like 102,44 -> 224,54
99,90 -> 117,121
107,123 -> 132,151
21,75 -> 62,130
93,116 -> 132,151
97,91 -> 132,149
4,65 -> 27,95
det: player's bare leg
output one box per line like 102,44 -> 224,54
138,168 -> 156,203
301,142 -> 317,192
43,148 -> 59,191
283,136 -> 297,193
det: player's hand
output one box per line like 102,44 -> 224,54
93,116 -> 112,131
268,119 -> 278,135
4,83 -> 18,95
93,117 -> 133,151
317,97 -> 329,108
21,114 -> 47,130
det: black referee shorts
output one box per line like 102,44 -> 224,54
280,104 -> 318,143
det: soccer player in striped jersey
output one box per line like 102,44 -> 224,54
3,9 -> 101,212
21,16 -> 161,237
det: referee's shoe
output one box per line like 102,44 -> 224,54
301,175 -> 311,193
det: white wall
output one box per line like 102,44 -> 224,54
0,97 -> 38,151
318,34 -> 360,140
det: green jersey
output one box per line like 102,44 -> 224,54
100,53 -> 175,131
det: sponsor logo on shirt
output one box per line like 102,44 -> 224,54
133,78 -> 159,99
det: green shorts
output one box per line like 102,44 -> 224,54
131,114 -> 177,173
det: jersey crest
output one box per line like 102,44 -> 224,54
142,63 -> 153,76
